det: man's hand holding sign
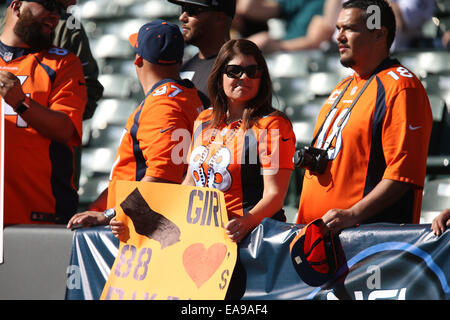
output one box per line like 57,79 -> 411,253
100,181 -> 237,300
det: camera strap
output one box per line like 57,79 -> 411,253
310,73 -> 376,150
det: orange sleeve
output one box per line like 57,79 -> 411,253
258,116 -> 296,171
381,87 -> 432,188
48,53 -> 87,147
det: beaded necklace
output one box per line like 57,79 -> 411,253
195,119 -> 242,188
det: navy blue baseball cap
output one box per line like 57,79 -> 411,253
168,0 -> 236,18
290,219 -> 343,287
129,20 -> 184,66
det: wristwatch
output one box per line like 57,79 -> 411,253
103,208 -> 116,222
14,96 -> 30,115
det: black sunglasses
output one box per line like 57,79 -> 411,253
38,0 -> 65,16
181,4 -> 215,16
223,64 -> 262,79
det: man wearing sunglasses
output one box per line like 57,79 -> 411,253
0,0 -> 87,225
168,0 -> 236,108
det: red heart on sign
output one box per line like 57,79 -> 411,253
183,243 -> 227,288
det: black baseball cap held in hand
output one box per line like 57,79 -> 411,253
290,218 -> 346,287
168,0 -> 236,18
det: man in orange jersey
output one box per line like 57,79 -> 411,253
67,20 -> 203,229
295,0 -> 432,233
0,0 -> 87,224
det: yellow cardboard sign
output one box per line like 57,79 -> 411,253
100,181 -> 237,300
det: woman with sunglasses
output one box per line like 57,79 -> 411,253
183,39 -> 296,243
182,38 -> 295,299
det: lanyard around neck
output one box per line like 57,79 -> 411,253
310,73 -> 376,149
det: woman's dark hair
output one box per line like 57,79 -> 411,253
207,38 -> 283,129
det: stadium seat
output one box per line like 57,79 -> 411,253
436,0 -> 450,15
307,72 -> 342,97
396,50 -> 450,76
92,34 -> 134,59
78,173 -> 110,208
427,94 -> 447,155
285,97 -> 325,123
439,16 -> 450,33
266,51 -> 313,78
101,18 -> 150,41
420,177 -> 450,223
427,155 -> 450,175
98,74 -> 141,99
429,94 -> 446,122
82,119 -> 92,147
272,95 -> 286,111
89,125 -> 125,149
266,18 -> 286,40
444,89 -> 450,109
287,98 -> 325,145
99,58 -> 135,76
320,52 -> 354,78
291,120 -> 316,147
417,51 -> 450,75
79,0 -> 126,20
283,205 -> 298,224
272,76 -> 311,108
80,147 -> 116,175
126,0 -> 179,19
91,98 -> 137,130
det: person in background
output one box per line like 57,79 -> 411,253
235,0 -> 325,53
238,0 -> 436,54
167,0 -> 236,108
295,0 -> 432,233
67,20 -> 203,229
1,0 -> 87,224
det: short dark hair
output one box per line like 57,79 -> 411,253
342,0 -> 396,50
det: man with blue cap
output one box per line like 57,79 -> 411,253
67,20 -> 204,230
